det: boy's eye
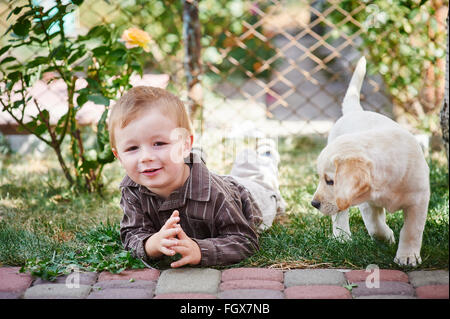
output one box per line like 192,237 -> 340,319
153,142 -> 167,147
125,146 -> 138,152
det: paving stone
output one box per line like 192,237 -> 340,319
356,295 -> 416,299
221,268 -> 283,282
0,267 -> 33,292
155,268 -> 221,295
24,284 -> 91,299
351,281 -> 415,297
220,280 -> 284,291
284,285 -> 351,299
154,293 -> 218,299
32,272 -> 98,286
88,288 -> 153,299
284,269 -> 346,287
218,289 -> 284,299
93,280 -> 156,290
345,269 -> 408,283
408,270 -> 449,287
0,291 -> 24,299
415,285 -> 449,299
98,268 -> 160,282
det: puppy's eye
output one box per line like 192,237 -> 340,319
325,176 -> 334,186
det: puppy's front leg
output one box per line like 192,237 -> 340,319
359,203 -> 395,244
394,200 -> 428,266
332,210 -> 351,241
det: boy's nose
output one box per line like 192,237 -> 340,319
139,147 -> 156,162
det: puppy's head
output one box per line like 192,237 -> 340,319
311,150 -> 372,215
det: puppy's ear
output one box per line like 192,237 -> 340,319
333,155 -> 372,211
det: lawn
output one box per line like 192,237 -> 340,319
0,136 -> 448,280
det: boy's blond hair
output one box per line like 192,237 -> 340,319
108,86 -> 193,150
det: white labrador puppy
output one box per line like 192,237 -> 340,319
311,57 -> 430,266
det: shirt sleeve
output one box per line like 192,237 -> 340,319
119,187 -> 158,263
192,183 -> 262,266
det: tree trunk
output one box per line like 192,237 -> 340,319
440,15 -> 449,162
183,0 -> 203,132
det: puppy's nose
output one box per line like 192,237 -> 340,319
311,200 -> 321,209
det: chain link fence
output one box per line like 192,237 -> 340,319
1,0 -> 445,179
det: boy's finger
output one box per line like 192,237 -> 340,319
160,246 -> 176,256
162,216 -> 180,230
161,238 -> 178,247
170,245 -> 189,255
161,227 -> 181,239
176,226 -> 189,239
171,256 -> 190,268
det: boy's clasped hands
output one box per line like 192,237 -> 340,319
144,210 -> 201,268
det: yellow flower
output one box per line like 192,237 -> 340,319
121,27 -> 151,52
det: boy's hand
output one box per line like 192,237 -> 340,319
170,227 -> 201,268
145,210 -> 181,258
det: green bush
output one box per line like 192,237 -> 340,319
0,0 -> 146,192
328,0 -> 446,114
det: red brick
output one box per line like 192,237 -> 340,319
221,268 -> 283,282
154,293 -> 217,299
285,285 -> 351,299
0,267 -> 34,292
345,269 -> 409,283
416,285 -> 449,299
97,268 -> 160,282
220,280 -> 284,291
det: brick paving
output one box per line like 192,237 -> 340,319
0,266 -> 448,299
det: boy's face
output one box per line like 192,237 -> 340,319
112,107 -> 193,198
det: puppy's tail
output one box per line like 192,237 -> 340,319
342,56 -> 366,115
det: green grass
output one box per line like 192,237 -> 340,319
0,137 -> 448,279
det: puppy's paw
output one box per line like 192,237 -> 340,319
394,253 -> 422,267
373,227 -> 395,244
385,228 -> 396,244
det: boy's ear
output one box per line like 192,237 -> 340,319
183,134 -> 194,157
112,148 -> 119,159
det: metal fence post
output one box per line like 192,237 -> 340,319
182,0 -> 203,133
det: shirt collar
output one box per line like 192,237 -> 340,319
185,152 -> 211,202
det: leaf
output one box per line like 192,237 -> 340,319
50,45 -> 67,61
76,92 -> 88,107
12,19 -> 31,37
0,57 -> 16,65
92,46 -> 108,57
26,56 -> 48,68
7,6 -> 24,20
0,45 -> 12,56
7,71 -> 22,82
87,94 -> 109,106
35,123 -> 48,136
110,48 -> 126,59
97,108 -> 115,164
343,283 -> 358,291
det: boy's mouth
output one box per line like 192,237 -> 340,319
141,167 -> 162,176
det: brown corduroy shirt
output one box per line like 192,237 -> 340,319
119,153 -> 263,266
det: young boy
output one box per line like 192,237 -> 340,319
109,86 -> 285,268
